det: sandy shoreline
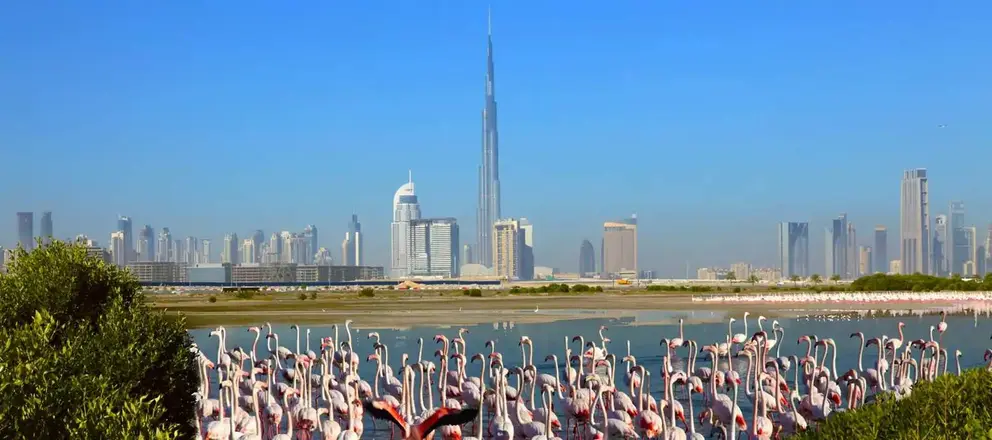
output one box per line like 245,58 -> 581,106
149,291 -> 992,328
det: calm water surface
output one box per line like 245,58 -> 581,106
191,309 -> 991,439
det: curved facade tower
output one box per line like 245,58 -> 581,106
391,172 -> 422,278
477,8 -> 501,268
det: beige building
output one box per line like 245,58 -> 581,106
889,259 -> 902,275
492,219 -> 524,279
602,217 -> 638,277
967,226 -> 978,277
127,261 -> 181,283
858,246 -> 872,276
753,267 -> 782,282
730,262 -> 751,280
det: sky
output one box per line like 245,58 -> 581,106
1,1 -> 991,276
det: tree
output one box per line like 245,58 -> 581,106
789,275 -> 800,285
0,241 -> 197,439
725,271 -> 736,282
830,274 -> 841,283
810,274 -> 822,284
748,274 -> 759,285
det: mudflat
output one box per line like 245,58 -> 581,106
149,290 -> 979,328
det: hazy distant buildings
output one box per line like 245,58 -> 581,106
110,231 -> 126,266
462,244 -> 474,267
825,214 -> 849,278
900,169 -> 930,275
40,211 -> 53,245
222,233 -> 239,264
602,216 -> 638,278
200,239 -> 211,263
579,240 -> 596,276
241,238 -> 256,264
889,259 -> 902,275
16,212 -> 33,251
949,201 -> 968,276
156,228 -> 173,262
408,218 -> 460,278
859,246 -> 872,276
391,174 -> 422,277
493,218 -> 524,279
342,215 -> 363,266
183,236 -> 199,265
118,216 -> 134,264
965,226 -> 978,277
303,225 -> 318,265
730,262 -> 752,280
846,222 -> 858,279
874,226 -> 887,274
932,215 -> 948,276
519,218 -> 534,280
777,222 -> 809,278
137,225 -> 154,262
477,11 -> 502,269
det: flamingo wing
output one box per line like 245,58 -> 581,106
363,400 -> 409,433
415,406 -> 480,439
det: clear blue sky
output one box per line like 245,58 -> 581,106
2,1 -> 990,276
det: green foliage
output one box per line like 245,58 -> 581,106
796,369 -> 992,440
830,274 -> 842,282
748,274 -> 760,284
725,271 -> 736,281
309,291 -> 318,300
571,284 -> 592,292
297,292 -> 307,300
733,286 -> 741,293
810,273 -> 822,284
851,273 -> 992,292
464,288 -> 483,297
208,295 -> 218,303
232,289 -> 255,299
359,288 -> 375,298
0,241 -> 197,438
594,286 -> 603,292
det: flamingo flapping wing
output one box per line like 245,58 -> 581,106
365,400 -> 479,440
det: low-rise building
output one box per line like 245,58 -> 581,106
232,263 -> 298,284
126,261 -> 180,283
188,263 -> 232,284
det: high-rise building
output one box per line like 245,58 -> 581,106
825,214 -> 848,278
110,231 -> 126,266
874,226 -> 887,274
966,226 -> 978,277
268,232 -> 282,264
16,212 -> 34,251
519,218 -> 534,280
40,211 -> 53,245
201,239 -> 211,264
579,240 -> 596,277
137,225 -> 154,262
303,225 -> 318,265
251,230 -> 264,263
777,222 -> 809,279
477,9 -> 502,269
117,216 -> 134,264
173,239 -> 182,264
391,173 -> 422,278
156,228 -> 172,262
730,262 -> 752,280
859,246 -> 873,276
949,201 -> 967,276
349,215 -> 363,266
462,244 -> 474,267
900,169 -> 930,275
408,218 -> 460,278
241,238 -> 256,264
314,247 -> 332,265
492,218 -> 523,279
222,233 -> 239,264
846,222 -> 858,279
182,237 -> 199,265
602,216 -> 638,277
932,215 -> 948,276
288,233 -> 308,264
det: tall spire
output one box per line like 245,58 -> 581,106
478,6 -> 501,269
487,5 -> 492,36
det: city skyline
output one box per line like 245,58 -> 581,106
3,3 -> 992,275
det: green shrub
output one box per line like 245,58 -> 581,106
509,286 -> 522,294
359,288 -> 375,298
233,289 -> 255,299
208,295 -> 217,303
310,291 -> 318,300
571,284 -> 591,292
594,286 -> 604,292
467,289 -> 483,297
297,292 -> 307,300
0,241 -> 196,439
733,287 -> 741,293
796,369 -> 992,440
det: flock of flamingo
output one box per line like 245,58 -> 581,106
192,311 -> 969,440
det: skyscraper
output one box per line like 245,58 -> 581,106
110,231 -> 126,266
579,240 -> 596,277
303,225 -> 318,265
391,173 -> 422,278
846,222 -> 858,279
932,215 -> 948,276
242,238 -> 256,264
16,212 -> 33,251
949,201 -> 967,276
40,211 -> 53,244
777,222 -> 809,279
900,169 -> 930,275
223,233 -> 239,264
519,218 -> 534,280
342,215 -> 363,266
117,216 -> 134,264
859,246 -> 873,276
477,9 -> 501,269
493,218 -> 523,279
825,214 -> 848,278
462,244 -> 474,267
201,239 -> 211,264
137,225 -> 154,262
966,226 -> 978,277
268,232 -> 282,264
874,226 -> 887,274
251,230 -> 264,263
183,236 -> 198,264
156,227 -> 172,262
602,215 -> 638,277
408,218 -> 460,278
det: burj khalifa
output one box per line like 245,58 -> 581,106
477,9 -> 501,268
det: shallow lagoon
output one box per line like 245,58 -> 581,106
191,308 -> 992,439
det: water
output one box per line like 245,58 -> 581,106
191,309 -> 991,438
